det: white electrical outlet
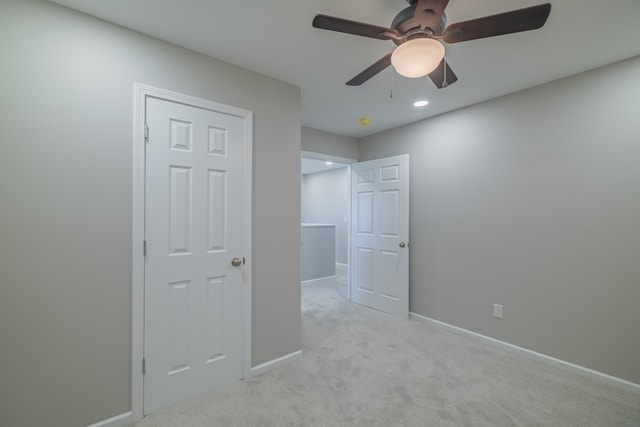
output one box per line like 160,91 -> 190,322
493,304 -> 504,319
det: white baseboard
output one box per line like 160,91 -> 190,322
409,312 -> 640,395
86,411 -> 132,427
88,351 -> 303,427
249,350 -> 303,377
301,276 -> 336,286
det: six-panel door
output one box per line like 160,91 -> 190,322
144,96 -> 245,413
350,155 -> 409,318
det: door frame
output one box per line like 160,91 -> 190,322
131,83 -> 253,421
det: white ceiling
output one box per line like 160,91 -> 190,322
50,0 -> 640,138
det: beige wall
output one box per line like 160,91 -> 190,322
0,1 -> 301,426
359,56 -> 640,385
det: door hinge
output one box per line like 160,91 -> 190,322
143,240 -> 147,257
144,123 -> 149,143
142,357 -> 146,375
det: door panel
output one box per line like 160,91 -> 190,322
207,170 -> 227,251
144,96 -> 246,413
357,191 -> 374,233
380,190 -> 399,236
357,248 -> 374,292
169,166 -> 192,254
350,155 -> 409,318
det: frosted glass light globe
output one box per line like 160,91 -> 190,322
391,38 -> 445,78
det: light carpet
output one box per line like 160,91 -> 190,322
135,273 -> 640,426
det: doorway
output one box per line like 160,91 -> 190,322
300,152 -> 354,293
300,152 -> 410,319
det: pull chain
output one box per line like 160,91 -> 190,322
442,57 -> 448,88
390,67 -> 394,99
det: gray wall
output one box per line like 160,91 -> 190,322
0,1 -> 301,426
302,126 -> 358,160
359,56 -> 640,385
301,225 -> 336,281
302,168 -> 350,264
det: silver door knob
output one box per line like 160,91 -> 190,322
399,242 -> 407,248
231,257 -> 242,267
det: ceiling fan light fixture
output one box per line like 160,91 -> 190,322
391,38 -> 445,78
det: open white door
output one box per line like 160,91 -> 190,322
350,154 -> 409,318
143,95 -> 248,413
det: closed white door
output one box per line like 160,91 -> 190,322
350,155 -> 409,318
144,96 -> 246,413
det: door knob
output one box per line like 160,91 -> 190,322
399,242 -> 407,248
231,257 -> 242,267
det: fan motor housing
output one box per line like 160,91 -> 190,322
391,6 -> 447,42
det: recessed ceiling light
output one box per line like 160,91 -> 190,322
414,100 -> 429,107
325,161 -> 333,166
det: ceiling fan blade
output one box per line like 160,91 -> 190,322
428,59 -> 458,89
414,0 -> 449,33
346,53 -> 393,86
313,14 -> 400,41
442,3 -> 551,44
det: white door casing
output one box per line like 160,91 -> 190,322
131,84 -> 252,419
350,155 -> 409,318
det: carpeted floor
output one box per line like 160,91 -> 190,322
135,270 -> 640,426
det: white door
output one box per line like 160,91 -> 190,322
144,96 -> 247,413
350,155 -> 409,318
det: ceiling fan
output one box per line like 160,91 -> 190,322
312,0 -> 551,88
